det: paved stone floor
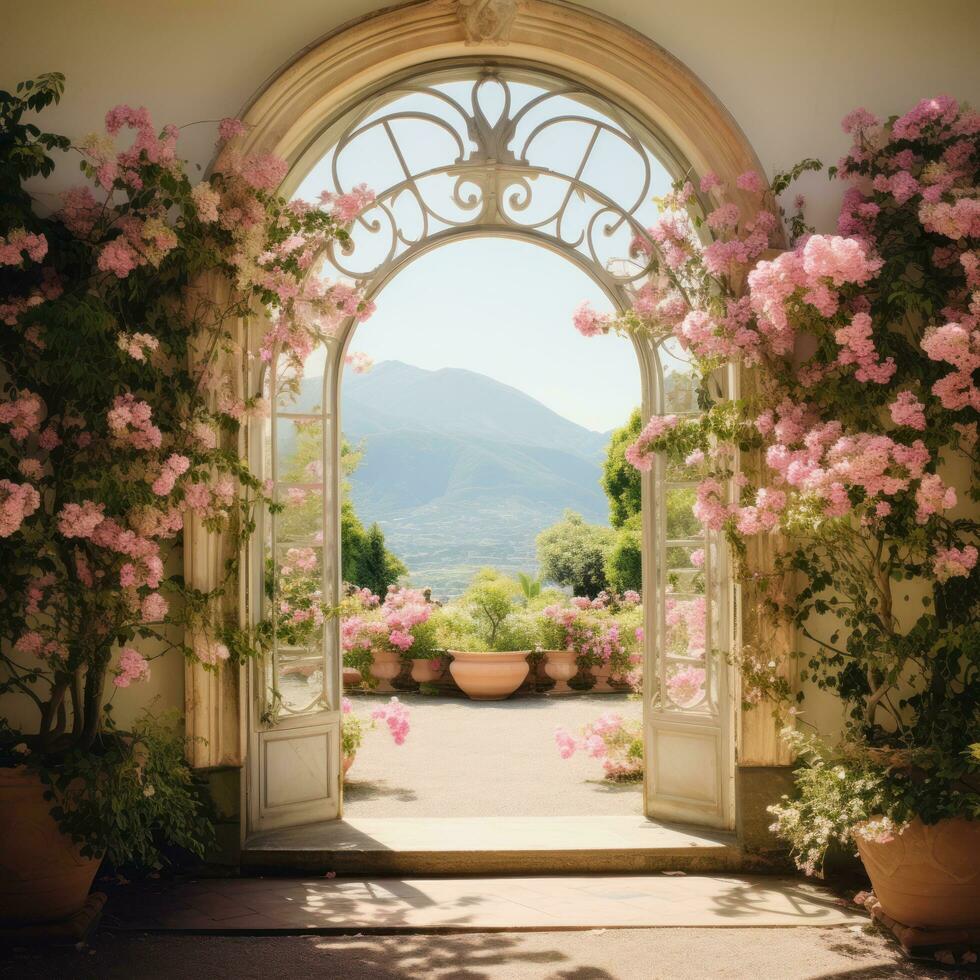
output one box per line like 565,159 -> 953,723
1,926 -> 950,978
96,873 -> 862,932
342,692 -> 644,818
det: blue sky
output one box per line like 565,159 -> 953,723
345,238 -> 640,432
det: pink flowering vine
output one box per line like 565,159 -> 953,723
0,76 -> 377,756
572,94 -> 979,739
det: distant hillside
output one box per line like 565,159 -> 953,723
286,361 -> 617,597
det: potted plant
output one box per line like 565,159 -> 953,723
555,711 -> 644,781
574,95 -> 980,929
439,570 -> 531,700
340,695 -> 410,778
0,76 -> 372,923
542,592 -> 642,693
536,604 -> 577,693
342,586 -> 435,692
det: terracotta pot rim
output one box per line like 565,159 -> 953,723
854,814 -> 978,835
449,650 -> 530,660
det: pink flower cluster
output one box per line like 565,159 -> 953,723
370,697 -> 411,745
0,479 -> 40,537
625,415 -> 678,472
107,393 -> 162,449
888,391 -> 927,430
57,500 -> 106,538
0,390 -> 44,441
113,647 -> 151,688
56,500 -> 165,592
665,596 -> 706,658
932,545 -> 978,583
117,331 -> 159,362
342,587 -> 433,655
921,322 -> 980,412
0,229 -> 48,267
319,184 -> 375,224
555,712 -> 642,778
344,351 -> 374,374
572,301 -> 614,338
666,666 -> 706,707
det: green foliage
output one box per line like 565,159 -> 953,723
460,568 -> 521,649
602,409 -> 642,528
341,509 -> 408,599
517,571 -> 542,600
768,731 -> 980,877
536,510 -> 614,597
34,710 -> 213,869
604,513 -> 643,594
0,73 -> 69,216
341,714 -> 364,758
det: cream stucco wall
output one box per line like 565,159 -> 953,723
2,0 -> 978,737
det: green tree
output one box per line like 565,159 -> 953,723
536,510 -> 615,597
601,409 -> 642,528
463,568 -> 520,649
351,522 -> 406,599
604,512 -> 642,593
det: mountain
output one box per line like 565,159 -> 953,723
286,361 -> 615,597
342,361 -> 611,460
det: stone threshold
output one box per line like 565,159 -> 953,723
241,815 -> 743,875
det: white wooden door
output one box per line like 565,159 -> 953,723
642,342 -> 735,829
246,344 -> 343,834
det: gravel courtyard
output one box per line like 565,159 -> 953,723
342,693 -> 643,818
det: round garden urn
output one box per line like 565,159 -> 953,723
854,816 -> 980,929
369,649 -> 401,692
410,657 -> 444,685
543,650 -> 578,693
448,651 -> 529,700
591,661 -> 614,693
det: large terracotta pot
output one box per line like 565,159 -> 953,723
410,657 -> 443,685
854,816 -> 980,929
369,649 -> 401,693
543,650 -> 578,694
0,766 -> 102,925
448,651 -> 529,700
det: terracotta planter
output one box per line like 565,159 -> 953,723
369,649 -> 401,693
543,650 -> 578,694
448,651 -> 529,700
342,753 -> 356,777
342,666 -> 362,689
854,816 -> 980,929
591,661 -> 614,693
0,766 -> 102,925
410,657 -> 443,685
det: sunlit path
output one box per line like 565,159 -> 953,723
342,693 -> 643,818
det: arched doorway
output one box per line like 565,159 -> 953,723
245,59 -> 735,835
